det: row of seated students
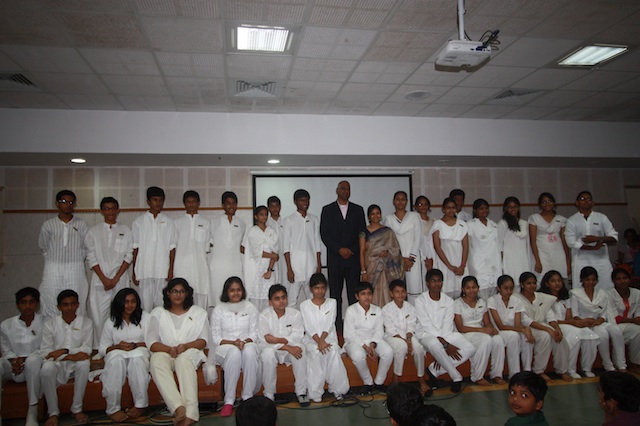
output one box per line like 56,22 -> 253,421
3,264 -> 639,426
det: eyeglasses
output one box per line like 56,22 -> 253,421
578,196 -> 592,201
169,289 -> 186,295
58,199 -> 76,206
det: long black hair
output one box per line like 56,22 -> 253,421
220,276 -> 246,302
502,196 -> 521,232
111,288 -> 143,328
163,278 -> 195,310
539,270 -> 569,301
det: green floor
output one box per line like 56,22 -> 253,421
8,378 -> 605,426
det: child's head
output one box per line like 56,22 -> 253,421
449,189 -> 465,212
539,270 -> 568,300
441,197 -> 457,218
354,282 -> 373,308
385,382 -> 424,426
518,272 -> 537,295
537,192 -> 556,213
254,205 -> 268,225
472,198 -> 489,219
220,276 -> 245,303
508,372 -> 547,417
221,191 -> 238,216
414,196 -> 431,215
407,404 -> 457,426
460,275 -> 479,299
268,284 -> 288,312
599,371 -> 640,415
111,288 -> 143,327
57,289 -> 79,316
15,287 -> 39,316
55,189 -> 77,212
309,273 -> 327,299
389,279 -> 407,305
267,196 -> 281,217
183,190 -> 200,214
426,269 -> 444,294
502,196 -> 521,218
623,228 -> 637,244
393,191 -> 408,211
611,268 -> 631,292
497,275 -> 515,298
575,191 -> 593,211
235,395 -> 277,426
146,186 -> 165,213
293,189 -> 310,213
580,266 -> 598,289
163,278 -> 195,309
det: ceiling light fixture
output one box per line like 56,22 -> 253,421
405,90 -> 431,101
70,158 -> 86,164
268,159 -> 280,164
558,44 -> 628,67
236,25 -> 291,52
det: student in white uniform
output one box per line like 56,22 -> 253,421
430,198 -> 469,299
382,279 -> 429,395
343,282 -> 393,394
467,199 -> 501,300
608,268 -> 640,374
147,278 -> 208,426
209,191 -> 246,307
449,189 -> 472,222
539,270 -> 598,379
415,269 -> 476,393
570,267 -> 625,374
244,206 -> 279,311
498,197 -> 532,283
85,196 -> 132,354
528,193 -> 571,282
38,189 -> 89,317
210,277 -> 261,417
565,191 -> 618,290
98,288 -> 149,422
282,189 -> 322,308
0,288 -> 45,426
174,190 -> 212,309
513,272 -> 562,383
258,284 -> 309,406
40,290 -> 93,426
488,275 -> 535,379
454,276 -> 505,385
299,273 -> 349,403
132,186 -> 177,312
385,191 -> 423,302
414,196 -> 435,275
267,196 -> 286,285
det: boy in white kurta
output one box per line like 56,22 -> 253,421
174,191 -> 211,308
267,196 -> 286,285
282,190 -> 322,308
40,290 -> 93,426
132,187 -> 177,312
209,191 -> 246,306
0,288 -> 45,426
258,284 -> 309,405
85,197 -> 132,351
415,269 -> 476,392
382,279 -> 428,393
344,282 -> 393,393
38,190 -> 89,317
300,273 -> 349,402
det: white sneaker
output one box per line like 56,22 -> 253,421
334,393 -> 343,401
584,371 -> 596,378
264,393 -> 275,401
569,372 -> 582,380
297,394 -> 310,407
311,397 -> 322,403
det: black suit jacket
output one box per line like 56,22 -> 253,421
320,201 -> 366,268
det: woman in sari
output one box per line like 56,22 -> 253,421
359,204 -> 404,307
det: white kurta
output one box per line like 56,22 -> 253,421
243,225 -> 278,307
457,210 -> 473,222
606,288 -> 640,365
385,212 -> 423,297
419,217 -> 434,278
513,292 -> 557,374
498,219 -> 532,283
38,216 -> 89,317
527,213 -> 568,279
85,222 -> 133,347
381,300 -> 426,377
174,214 -> 212,305
267,216 -> 286,286
209,215 -> 246,306
467,218 -> 501,294
565,211 -> 618,290
430,219 -> 469,296
282,211 -> 321,305
132,212 -> 177,280
98,312 -> 150,415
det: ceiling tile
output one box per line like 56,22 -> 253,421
435,87 -> 503,105
490,37 -> 582,68
57,93 -> 123,110
101,75 -> 169,96
30,72 -> 110,95
417,103 -> 472,117
528,90 -> 595,108
1,46 -> 92,73
0,11 -> 72,46
117,95 -> 176,110
0,91 -> 69,109
155,52 -> 225,77
512,68 -> 589,90
226,55 -> 292,80
459,65 -> 535,88
141,17 -> 223,52
500,106 -> 561,120
135,0 -> 220,18
55,13 -> 148,48
373,101 -> 426,116
561,70 -> 637,91
540,107 -> 601,121
80,49 -> 160,75
457,104 -> 518,119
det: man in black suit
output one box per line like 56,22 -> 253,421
320,180 -> 366,330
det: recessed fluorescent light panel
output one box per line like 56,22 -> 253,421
558,44 -> 628,66
232,24 -> 294,53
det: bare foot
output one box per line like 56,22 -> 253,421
125,407 -> 145,419
561,373 -> 573,382
45,415 -> 59,426
182,417 -> 196,426
109,411 -> 128,422
539,373 -> 553,384
74,412 -> 89,424
173,406 -> 187,426
474,378 -> 492,386
492,377 -> 506,385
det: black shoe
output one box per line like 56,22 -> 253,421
451,381 -> 462,393
426,368 -> 438,389
373,383 -> 386,393
359,385 -> 373,395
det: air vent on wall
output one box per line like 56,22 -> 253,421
492,88 -> 540,100
234,80 -> 277,98
0,73 -> 39,91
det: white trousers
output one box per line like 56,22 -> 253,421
522,329 -> 552,374
89,280 -> 128,349
40,262 -> 88,317
304,343 -> 349,401
41,359 -> 90,416
149,352 -> 200,421
261,347 -> 307,396
419,333 -> 476,382
499,330 -> 531,378
287,281 -> 310,309
619,323 -> 640,364
591,324 -> 626,370
567,338 -> 598,374
385,336 -> 426,377
101,354 -> 150,415
464,332 -> 505,381
0,355 -> 43,405
344,340 -> 393,386
137,278 -> 165,312
193,292 -> 208,310
215,343 -> 261,405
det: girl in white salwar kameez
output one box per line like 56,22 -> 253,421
242,206 -> 279,312
488,275 -> 535,379
414,196 -> 434,276
539,270 -> 598,379
147,279 -> 209,426
467,199 -> 501,300
454,276 -> 506,385
608,268 -> 640,374
498,197 -> 532,283
99,288 -> 149,422
210,277 -> 261,417
430,198 -> 469,299
570,267 -> 626,374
